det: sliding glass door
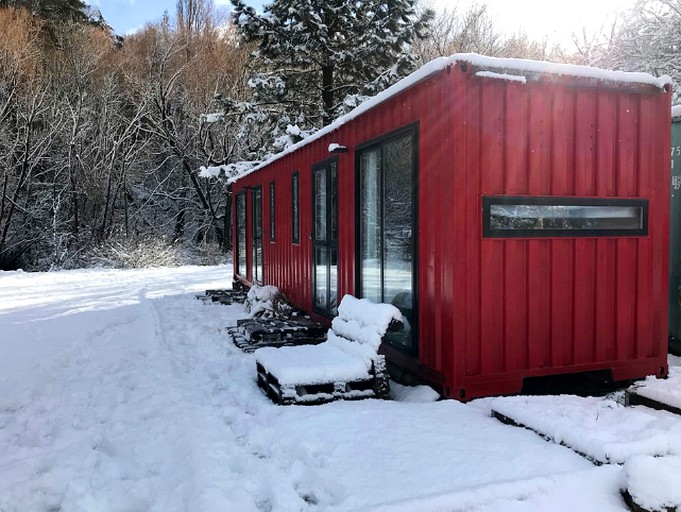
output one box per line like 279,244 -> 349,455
358,128 -> 417,353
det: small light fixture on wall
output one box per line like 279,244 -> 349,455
328,143 -> 348,154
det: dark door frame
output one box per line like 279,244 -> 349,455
311,156 -> 339,317
354,123 -> 419,356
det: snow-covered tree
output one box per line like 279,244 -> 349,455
414,3 -> 555,63
230,0 -> 434,129
587,0 -> 681,101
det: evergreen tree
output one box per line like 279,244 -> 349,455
0,0 -> 89,24
230,0 -> 434,129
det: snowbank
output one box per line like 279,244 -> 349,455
625,455 -> 681,511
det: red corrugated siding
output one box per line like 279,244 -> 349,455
233,62 -> 671,400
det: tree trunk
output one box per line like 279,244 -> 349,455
322,64 -> 334,126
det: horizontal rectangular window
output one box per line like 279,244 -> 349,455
483,196 -> 648,238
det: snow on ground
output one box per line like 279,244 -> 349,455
0,265 -> 677,511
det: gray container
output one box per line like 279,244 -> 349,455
669,110 -> 681,344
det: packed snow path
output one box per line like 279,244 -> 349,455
0,265 -> 663,511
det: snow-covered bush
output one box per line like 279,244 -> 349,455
80,237 -> 181,269
245,284 -> 292,319
176,241 -> 230,267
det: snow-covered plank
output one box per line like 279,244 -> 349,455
626,367 -> 681,415
256,344 -> 371,386
489,395 -> 681,464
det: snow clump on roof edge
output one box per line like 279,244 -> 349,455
229,53 -> 671,184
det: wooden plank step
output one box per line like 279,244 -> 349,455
256,361 -> 389,405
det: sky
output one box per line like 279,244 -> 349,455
93,0 -> 636,47
92,0 -> 236,35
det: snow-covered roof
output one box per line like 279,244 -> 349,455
230,53 -> 672,184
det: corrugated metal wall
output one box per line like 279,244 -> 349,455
432,65 -> 670,399
233,62 -> 671,400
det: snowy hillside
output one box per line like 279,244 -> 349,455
0,265 -> 678,511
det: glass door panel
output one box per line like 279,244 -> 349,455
382,136 -> 414,351
360,149 -> 382,303
236,192 -> 247,276
251,187 -> 263,283
314,169 -> 327,241
312,159 -> 339,317
314,247 -> 328,311
358,129 -> 417,353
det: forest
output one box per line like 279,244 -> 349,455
0,0 -> 677,270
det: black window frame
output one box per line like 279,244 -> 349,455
482,196 -> 649,238
235,191 -> 247,277
269,180 -> 276,241
291,171 -> 300,244
251,186 -> 263,283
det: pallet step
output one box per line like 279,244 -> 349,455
229,317 -> 327,352
196,289 -> 248,305
256,361 -> 388,405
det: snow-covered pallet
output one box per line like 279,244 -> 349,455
256,357 -> 388,405
196,289 -> 248,305
228,317 -> 327,353
254,295 -> 402,405
490,395 -> 681,465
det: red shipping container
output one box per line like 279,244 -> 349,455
231,54 -> 672,400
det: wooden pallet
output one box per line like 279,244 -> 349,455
256,360 -> 389,405
196,289 -> 248,305
228,316 -> 327,352
626,389 -> 681,416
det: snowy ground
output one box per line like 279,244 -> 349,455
0,265 -> 679,511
